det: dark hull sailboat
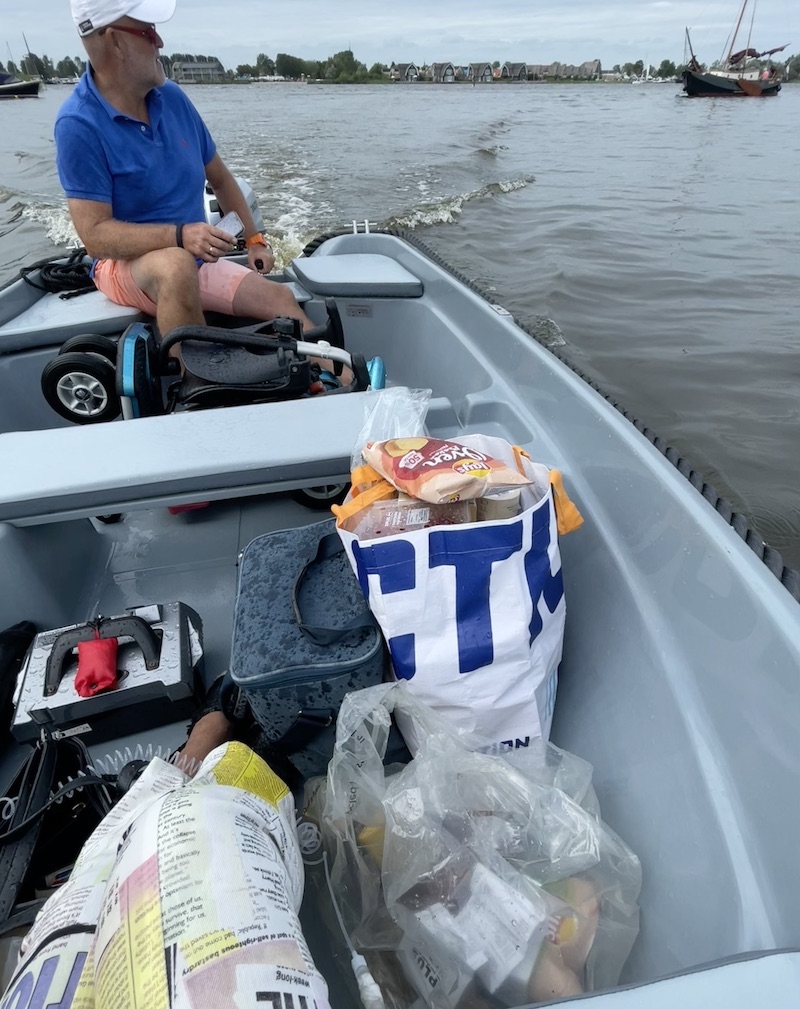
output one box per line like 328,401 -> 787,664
0,79 -> 40,99
682,68 -> 781,96
1,35 -> 42,99
0,74 -> 40,99
682,1 -> 788,98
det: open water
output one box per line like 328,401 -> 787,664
2,81 -> 799,568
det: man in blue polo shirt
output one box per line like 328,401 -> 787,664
56,0 -> 315,344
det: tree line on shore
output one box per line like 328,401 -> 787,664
4,48 -> 800,83
0,49 -> 386,82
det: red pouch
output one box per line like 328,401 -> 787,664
75,634 -> 118,697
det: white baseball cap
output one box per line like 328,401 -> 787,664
71,0 -> 177,37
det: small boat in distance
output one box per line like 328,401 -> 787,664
0,71 -> 40,99
1,34 -> 42,99
682,0 -> 789,97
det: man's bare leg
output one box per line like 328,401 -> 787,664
129,258 -> 354,382
232,271 -> 314,328
232,272 -> 354,383
175,710 -> 232,773
131,247 -> 206,336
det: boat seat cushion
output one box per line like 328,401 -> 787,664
290,254 -> 423,298
0,283 -> 312,354
0,392 -> 373,523
0,290 -> 144,349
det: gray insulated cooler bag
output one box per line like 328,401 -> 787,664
230,518 -> 387,777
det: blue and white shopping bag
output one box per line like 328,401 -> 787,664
334,434 -> 582,751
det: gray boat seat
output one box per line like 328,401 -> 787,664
289,253 -> 423,298
0,391 -> 374,524
0,282 -> 312,355
0,290 -> 144,350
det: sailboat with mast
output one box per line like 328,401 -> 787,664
0,35 -> 41,100
682,0 -> 788,96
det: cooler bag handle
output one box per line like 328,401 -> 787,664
292,532 -> 378,646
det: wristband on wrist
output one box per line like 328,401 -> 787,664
176,223 -> 185,248
245,232 -> 269,249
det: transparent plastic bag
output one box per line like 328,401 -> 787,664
350,386 -> 432,471
339,496 -> 477,539
320,684 -> 641,1008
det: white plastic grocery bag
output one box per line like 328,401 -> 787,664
334,434 -> 582,751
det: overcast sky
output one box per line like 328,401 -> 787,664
2,0 -> 795,71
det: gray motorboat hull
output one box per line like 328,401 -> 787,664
1,231 -> 800,1004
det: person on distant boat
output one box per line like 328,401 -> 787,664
55,0 -> 332,365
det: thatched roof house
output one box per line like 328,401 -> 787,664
430,62 -> 456,83
468,62 -> 493,82
389,62 -> 420,81
501,62 -> 528,80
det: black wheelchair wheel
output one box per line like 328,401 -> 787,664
41,352 -> 121,424
292,483 -> 349,510
59,334 -> 119,362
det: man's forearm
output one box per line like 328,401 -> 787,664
82,219 -> 179,260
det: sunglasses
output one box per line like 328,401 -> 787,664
102,23 -> 161,46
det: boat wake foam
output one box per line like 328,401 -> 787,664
24,201 -> 81,248
386,175 -> 535,229
523,314 -> 566,349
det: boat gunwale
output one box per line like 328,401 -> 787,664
303,228 -> 800,604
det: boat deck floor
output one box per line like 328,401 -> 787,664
22,491 -> 386,1006
1,492 -> 329,783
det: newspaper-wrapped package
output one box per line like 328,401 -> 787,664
3,742 -> 330,1009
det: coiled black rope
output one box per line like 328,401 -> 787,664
302,227 -> 800,603
18,248 -> 96,299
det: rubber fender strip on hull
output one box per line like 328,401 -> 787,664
303,229 -> 800,604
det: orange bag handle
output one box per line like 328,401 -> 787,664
549,470 -> 584,535
350,464 -> 383,495
512,445 -> 531,474
332,465 -> 397,525
512,447 -> 583,536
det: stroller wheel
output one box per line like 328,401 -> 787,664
59,334 -> 119,362
41,352 -> 121,424
292,483 -> 349,510
350,353 -> 371,391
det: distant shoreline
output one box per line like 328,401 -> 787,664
175,77 -> 679,86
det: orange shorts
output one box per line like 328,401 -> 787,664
93,257 -> 250,316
